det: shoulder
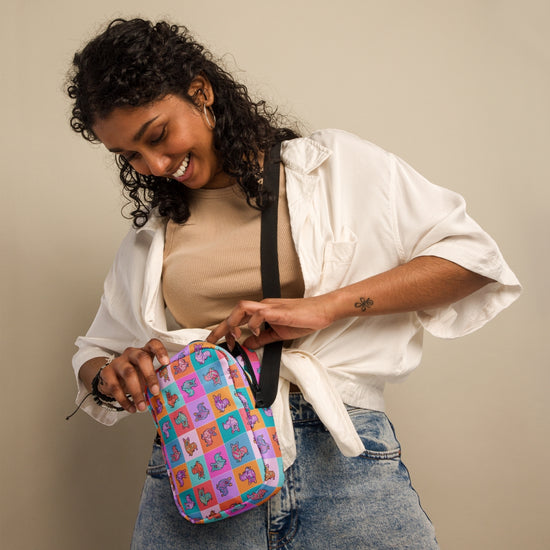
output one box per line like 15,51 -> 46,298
108,213 -> 166,280
309,128 -> 384,151
282,131 -> 396,220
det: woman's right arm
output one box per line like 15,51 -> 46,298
78,339 -> 170,414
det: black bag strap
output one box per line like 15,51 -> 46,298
255,141 -> 283,408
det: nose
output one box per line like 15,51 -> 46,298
143,152 -> 171,177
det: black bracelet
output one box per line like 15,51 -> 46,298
91,358 -> 125,412
66,357 -> 121,420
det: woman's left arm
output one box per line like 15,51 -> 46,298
207,255 -> 493,349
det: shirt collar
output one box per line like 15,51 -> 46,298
281,135 -> 332,174
136,135 -> 331,235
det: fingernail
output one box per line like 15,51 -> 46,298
138,402 -> 147,412
152,384 -> 160,396
129,405 -> 137,414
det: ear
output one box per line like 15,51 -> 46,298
187,75 -> 214,107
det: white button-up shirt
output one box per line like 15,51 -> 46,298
72,130 -> 521,468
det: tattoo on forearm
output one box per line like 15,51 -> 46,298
355,297 -> 374,312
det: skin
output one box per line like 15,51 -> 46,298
92,77 -> 234,190
206,256 -> 492,350
80,78 -> 493,414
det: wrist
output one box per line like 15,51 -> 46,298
323,287 -> 354,323
91,357 -> 114,399
67,356 -> 121,419
80,356 -> 113,392
91,357 -> 125,412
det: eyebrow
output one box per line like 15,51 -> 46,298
107,115 -> 161,153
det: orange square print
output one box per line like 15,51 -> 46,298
171,354 -> 194,380
170,462 -> 192,493
149,394 -> 168,422
234,460 -> 262,494
198,421 -> 224,453
207,386 -> 236,419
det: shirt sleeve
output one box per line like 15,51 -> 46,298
71,223 -> 209,425
71,268 -> 144,426
389,153 -> 521,338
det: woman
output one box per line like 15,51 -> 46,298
68,18 -> 520,549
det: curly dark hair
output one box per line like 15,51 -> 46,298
67,18 -> 300,227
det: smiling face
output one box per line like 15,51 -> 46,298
92,78 -> 233,190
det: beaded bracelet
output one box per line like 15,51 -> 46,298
91,357 -> 125,411
65,356 -> 123,420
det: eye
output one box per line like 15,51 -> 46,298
120,151 -> 140,163
150,126 -> 166,145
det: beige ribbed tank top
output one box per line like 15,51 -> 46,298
162,171 -> 305,330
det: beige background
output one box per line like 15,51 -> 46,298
1,1 -> 548,548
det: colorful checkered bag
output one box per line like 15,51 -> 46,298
146,340 -> 284,523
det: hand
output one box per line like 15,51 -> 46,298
96,338 -> 169,414
207,296 -> 335,349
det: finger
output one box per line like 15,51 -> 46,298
247,310 -> 270,336
246,305 -> 296,338
242,326 -> 281,349
143,338 -> 170,366
225,332 -> 236,351
208,301 -> 285,344
142,339 -> 169,395
207,321 -> 228,344
116,355 -> 150,412
111,386 -> 137,414
99,364 -> 137,414
207,301 -> 256,343
207,323 -> 241,346
225,300 -> 264,329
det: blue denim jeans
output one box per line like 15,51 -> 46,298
132,394 -> 438,549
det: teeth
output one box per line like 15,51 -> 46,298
172,154 -> 190,178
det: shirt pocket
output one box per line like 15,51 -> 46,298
316,228 -> 358,295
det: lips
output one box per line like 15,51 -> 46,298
171,153 -> 190,180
